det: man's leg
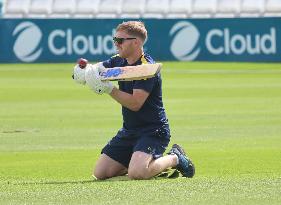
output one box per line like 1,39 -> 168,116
93,154 -> 127,180
127,126 -> 175,179
94,129 -> 136,180
128,151 -> 178,179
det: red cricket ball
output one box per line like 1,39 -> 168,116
77,58 -> 88,69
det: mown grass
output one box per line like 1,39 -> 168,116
0,62 -> 280,204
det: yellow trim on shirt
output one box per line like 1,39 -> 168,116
140,54 -> 148,64
111,54 -> 119,58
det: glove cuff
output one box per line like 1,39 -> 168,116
105,82 -> 114,94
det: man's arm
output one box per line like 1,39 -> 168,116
110,88 -> 149,112
77,62 -> 150,110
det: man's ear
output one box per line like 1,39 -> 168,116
135,38 -> 144,47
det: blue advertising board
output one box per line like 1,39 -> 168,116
0,18 -> 280,63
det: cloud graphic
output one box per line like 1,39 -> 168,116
170,21 -> 200,61
13,21 -> 42,62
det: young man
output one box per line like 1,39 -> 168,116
74,21 -> 195,180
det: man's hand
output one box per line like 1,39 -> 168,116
72,64 -> 88,85
85,64 -> 114,95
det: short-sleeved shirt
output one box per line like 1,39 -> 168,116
102,53 -> 169,133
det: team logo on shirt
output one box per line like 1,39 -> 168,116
170,21 -> 200,61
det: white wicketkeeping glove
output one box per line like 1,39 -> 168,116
72,64 -> 88,85
85,63 -> 114,95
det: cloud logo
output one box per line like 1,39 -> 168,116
170,21 -> 200,61
13,21 -> 43,62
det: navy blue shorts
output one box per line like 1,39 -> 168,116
101,126 -> 171,168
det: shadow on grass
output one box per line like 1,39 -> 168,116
12,169 -> 182,185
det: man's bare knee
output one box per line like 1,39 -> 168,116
93,167 -> 107,180
93,154 -> 127,179
128,151 -> 154,180
93,167 -> 127,180
128,167 -> 150,180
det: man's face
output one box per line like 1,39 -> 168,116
113,30 -> 137,58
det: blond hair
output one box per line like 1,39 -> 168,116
116,21 -> 147,42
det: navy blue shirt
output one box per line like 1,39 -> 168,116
102,53 -> 169,132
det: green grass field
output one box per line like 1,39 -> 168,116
0,62 -> 280,205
